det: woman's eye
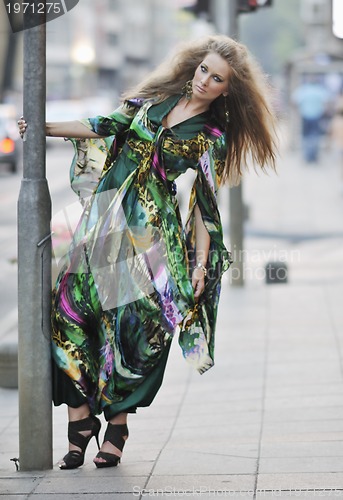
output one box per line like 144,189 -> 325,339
200,65 -> 207,73
213,76 -> 223,83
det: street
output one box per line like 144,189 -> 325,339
1,124 -> 343,496
0,140 -> 77,344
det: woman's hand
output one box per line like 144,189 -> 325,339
18,117 -> 27,139
192,266 -> 205,300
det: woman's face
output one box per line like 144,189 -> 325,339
192,52 -> 231,104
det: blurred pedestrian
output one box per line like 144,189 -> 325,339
330,94 -> 343,193
18,35 -> 277,470
292,75 -> 331,163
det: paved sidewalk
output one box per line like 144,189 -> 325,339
1,125 -> 343,498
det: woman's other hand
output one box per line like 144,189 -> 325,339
192,266 -> 205,300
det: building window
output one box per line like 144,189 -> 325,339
107,33 -> 119,47
108,0 -> 119,11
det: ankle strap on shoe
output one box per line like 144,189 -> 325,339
103,423 -> 128,452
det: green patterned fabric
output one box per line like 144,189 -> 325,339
51,95 -> 232,416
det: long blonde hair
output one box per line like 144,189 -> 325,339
123,35 -> 277,185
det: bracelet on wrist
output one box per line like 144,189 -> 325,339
194,262 -> 207,276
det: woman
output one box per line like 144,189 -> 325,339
18,35 -> 277,470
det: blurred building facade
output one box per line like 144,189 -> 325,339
0,11 -> 23,106
45,0 -> 196,105
287,0 -> 343,86
4,0 -> 341,113
0,0 -> 197,108
286,0 -> 343,147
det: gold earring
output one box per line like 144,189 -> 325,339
182,80 -> 193,100
224,97 -> 230,123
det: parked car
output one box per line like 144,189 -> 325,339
0,105 -> 19,173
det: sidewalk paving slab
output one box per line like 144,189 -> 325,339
1,139 -> 343,497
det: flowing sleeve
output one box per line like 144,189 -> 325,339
83,99 -> 143,137
178,132 -> 233,374
68,100 -> 143,201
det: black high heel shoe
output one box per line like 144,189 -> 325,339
94,422 -> 129,468
59,414 -> 101,470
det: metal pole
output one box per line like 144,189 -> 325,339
228,0 -> 244,286
227,0 -> 239,37
213,0 -> 244,286
211,0 -> 230,35
18,2 -> 53,470
229,181 -> 244,287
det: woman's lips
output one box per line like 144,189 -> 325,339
195,85 -> 206,94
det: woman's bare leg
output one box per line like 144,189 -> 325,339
67,404 -> 91,449
58,403 -> 92,467
93,412 -> 128,465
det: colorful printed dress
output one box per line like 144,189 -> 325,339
51,95 -> 232,419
